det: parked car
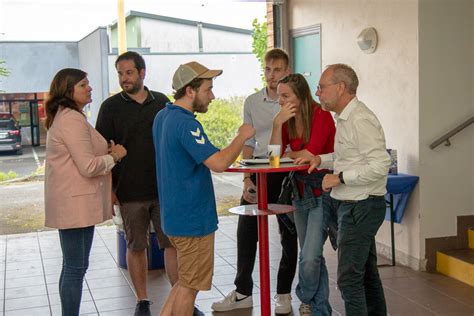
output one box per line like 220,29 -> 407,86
0,112 -> 22,155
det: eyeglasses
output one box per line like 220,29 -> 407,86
316,82 -> 339,92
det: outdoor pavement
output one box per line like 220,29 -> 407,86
1,216 -> 474,316
0,145 -> 45,179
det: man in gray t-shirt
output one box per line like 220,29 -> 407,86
212,48 -> 298,315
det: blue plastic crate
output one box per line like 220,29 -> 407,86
117,229 -> 165,270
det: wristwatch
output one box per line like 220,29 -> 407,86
338,172 -> 345,184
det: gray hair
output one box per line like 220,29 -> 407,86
327,64 -> 359,94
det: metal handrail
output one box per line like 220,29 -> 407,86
430,116 -> 474,149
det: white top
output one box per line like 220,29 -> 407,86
102,155 -> 116,173
243,88 -> 280,158
319,97 -> 391,201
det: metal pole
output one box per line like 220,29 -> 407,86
29,101 -> 34,146
117,0 -> 127,54
390,194 -> 396,266
256,173 -> 270,316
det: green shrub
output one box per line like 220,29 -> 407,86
196,97 -> 244,149
35,165 -> 45,175
0,171 -> 17,181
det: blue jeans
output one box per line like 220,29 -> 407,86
58,226 -> 94,316
331,196 -> 387,316
293,190 -> 331,315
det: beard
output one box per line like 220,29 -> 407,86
319,99 -> 336,112
120,81 -> 142,94
267,80 -> 278,91
192,98 -> 209,113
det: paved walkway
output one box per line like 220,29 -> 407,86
1,216 -> 474,315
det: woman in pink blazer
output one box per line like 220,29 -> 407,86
44,68 -> 127,316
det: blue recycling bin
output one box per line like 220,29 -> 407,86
117,229 -> 165,270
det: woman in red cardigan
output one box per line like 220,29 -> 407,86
270,73 -> 335,316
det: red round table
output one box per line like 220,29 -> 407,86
226,162 -> 309,316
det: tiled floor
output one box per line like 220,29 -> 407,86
1,216 -> 474,315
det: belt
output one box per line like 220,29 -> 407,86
340,195 -> 384,203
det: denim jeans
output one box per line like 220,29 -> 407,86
293,186 -> 331,315
295,173 -> 338,251
58,226 -> 95,316
332,196 -> 387,316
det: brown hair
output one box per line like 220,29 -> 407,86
264,48 -> 289,68
44,68 -> 86,129
173,78 -> 205,100
278,73 -> 317,144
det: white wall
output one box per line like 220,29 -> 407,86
107,53 -> 261,98
472,2 -> 474,214
0,42 -> 79,93
288,0 -> 422,269
418,0 -> 473,248
288,0 -> 474,270
140,19 -> 199,52
78,28 -> 109,126
0,29 -> 109,127
138,19 -> 252,53
201,27 -> 252,52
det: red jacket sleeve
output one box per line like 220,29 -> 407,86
305,106 -> 335,155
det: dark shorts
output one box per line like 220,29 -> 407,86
120,199 -> 172,251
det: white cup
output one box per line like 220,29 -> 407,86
267,145 -> 280,167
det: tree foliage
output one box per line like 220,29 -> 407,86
196,97 -> 244,149
251,18 -> 268,86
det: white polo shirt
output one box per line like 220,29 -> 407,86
243,88 -> 280,158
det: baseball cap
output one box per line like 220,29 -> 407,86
172,61 -> 223,90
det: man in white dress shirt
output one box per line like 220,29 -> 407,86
300,64 -> 390,315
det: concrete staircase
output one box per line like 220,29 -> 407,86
437,228 -> 474,286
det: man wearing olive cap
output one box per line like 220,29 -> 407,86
153,61 -> 256,315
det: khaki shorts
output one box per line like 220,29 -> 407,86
121,199 -> 172,251
169,233 -> 215,291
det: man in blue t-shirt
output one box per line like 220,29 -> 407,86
152,61 -> 255,316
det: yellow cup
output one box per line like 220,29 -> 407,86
268,144 -> 281,167
269,155 -> 280,167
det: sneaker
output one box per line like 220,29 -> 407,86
274,293 -> 292,314
211,290 -> 253,311
134,300 -> 151,316
193,305 -> 205,316
299,303 -> 312,316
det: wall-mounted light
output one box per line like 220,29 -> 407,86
357,27 -> 378,54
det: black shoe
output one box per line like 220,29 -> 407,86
193,305 -> 205,316
134,300 -> 151,316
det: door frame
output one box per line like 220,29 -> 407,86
289,24 -> 321,73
